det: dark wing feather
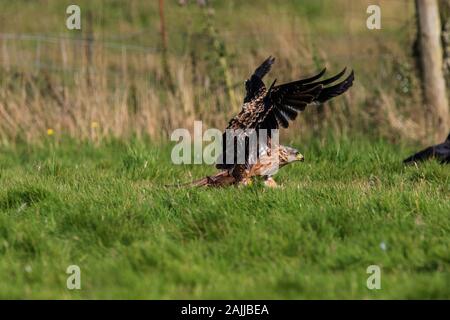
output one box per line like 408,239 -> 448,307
403,146 -> 436,164
316,70 -> 355,103
253,56 -> 275,79
403,138 -> 450,164
244,56 -> 275,103
301,67 -> 347,89
260,69 -> 354,130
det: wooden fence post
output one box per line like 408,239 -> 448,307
158,0 -> 174,93
441,0 -> 450,77
415,0 -> 449,140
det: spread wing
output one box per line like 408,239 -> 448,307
260,68 -> 355,129
244,56 -> 275,103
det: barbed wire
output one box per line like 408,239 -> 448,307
0,2 -> 416,79
0,33 -> 159,53
0,49 -> 403,85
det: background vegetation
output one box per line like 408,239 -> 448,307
0,0 -> 449,299
0,0 -> 435,145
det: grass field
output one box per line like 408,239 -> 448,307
0,0 -> 449,301
0,137 -> 448,299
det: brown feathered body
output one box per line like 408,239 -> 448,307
190,144 -> 303,187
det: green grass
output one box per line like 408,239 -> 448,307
0,138 -> 449,299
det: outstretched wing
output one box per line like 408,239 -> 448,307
260,68 -> 355,130
244,56 -> 275,103
216,61 -> 355,172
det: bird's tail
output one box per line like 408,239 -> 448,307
165,171 -> 235,188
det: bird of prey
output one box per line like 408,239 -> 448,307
403,132 -> 450,165
192,144 -> 304,187
190,56 -> 354,187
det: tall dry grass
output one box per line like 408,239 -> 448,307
0,0 -> 436,145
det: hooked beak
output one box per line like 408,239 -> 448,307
296,153 -> 305,162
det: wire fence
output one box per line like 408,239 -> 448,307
0,33 -> 416,81
0,0 -> 433,143
0,0 -> 417,78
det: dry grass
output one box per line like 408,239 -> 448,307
0,0 -> 437,145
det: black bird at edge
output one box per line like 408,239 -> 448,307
403,132 -> 450,164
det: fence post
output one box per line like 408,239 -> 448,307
158,0 -> 175,93
415,0 -> 449,140
35,39 -> 41,71
441,0 -> 450,77
85,10 -> 94,87
1,37 -> 9,72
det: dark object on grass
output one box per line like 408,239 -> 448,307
403,133 -> 450,164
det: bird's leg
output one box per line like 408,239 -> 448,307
239,177 -> 253,186
264,176 -> 278,188
234,167 -> 254,187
